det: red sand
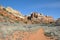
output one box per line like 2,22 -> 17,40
0,28 -> 52,40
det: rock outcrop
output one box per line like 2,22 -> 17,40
26,12 -> 54,24
0,6 -> 24,23
6,7 -> 24,19
0,6 -> 54,24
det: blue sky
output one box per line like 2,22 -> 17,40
0,0 -> 60,19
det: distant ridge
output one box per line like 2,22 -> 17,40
0,6 -> 59,25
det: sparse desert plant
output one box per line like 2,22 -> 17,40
44,32 -> 52,37
6,16 -> 9,18
44,32 -> 55,37
15,20 -> 19,23
0,14 -> 3,16
24,21 -> 27,24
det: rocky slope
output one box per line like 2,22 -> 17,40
26,12 -> 54,24
0,6 -> 25,24
0,6 -> 60,40
0,6 -> 55,24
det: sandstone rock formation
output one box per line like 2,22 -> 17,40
6,7 -> 24,19
26,12 -> 54,24
0,6 -> 54,24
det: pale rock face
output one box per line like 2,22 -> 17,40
6,7 -> 24,19
46,16 -> 54,23
42,16 -> 54,23
38,15 -> 44,20
31,12 -> 44,18
38,13 -> 43,17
